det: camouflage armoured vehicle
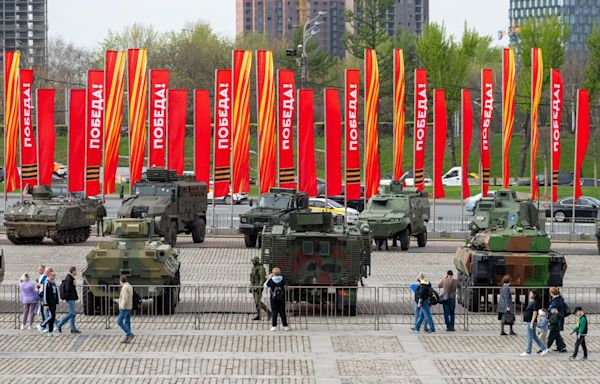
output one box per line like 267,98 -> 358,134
261,211 -> 371,316
239,188 -> 309,248
118,168 -> 208,246
4,185 -> 96,245
469,189 -> 544,235
82,217 -> 180,315
455,226 -> 567,312
357,181 -> 430,251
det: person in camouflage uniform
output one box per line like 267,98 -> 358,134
250,256 -> 270,320
96,202 -> 107,237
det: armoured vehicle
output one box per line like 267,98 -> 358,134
118,168 -> 208,246
4,185 -> 96,245
469,189 -> 544,235
239,188 -> 309,248
82,217 -> 180,315
261,211 -> 371,315
455,226 -> 567,312
357,181 -> 430,251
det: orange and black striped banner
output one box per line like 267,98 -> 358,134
502,48 -> 516,188
104,51 -> 126,195
127,48 -> 148,187
530,48 -> 543,200
364,49 -> 381,199
4,51 -> 20,192
256,50 -> 277,194
232,50 -> 252,193
393,48 -> 405,181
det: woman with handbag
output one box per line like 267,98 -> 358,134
498,275 -> 516,336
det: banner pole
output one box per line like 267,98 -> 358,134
211,72 -> 217,231
324,89 -> 328,214
276,70 -> 280,188
19,72 -> 23,201
66,89 -> 70,200
102,65 -> 106,202
501,51 -> 505,186
255,51 -> 261,196
230,56 -> 234,229
571,91 -> 579,236
550,72 -> 554,234
460,90 -> 465,234
3,49 -> 6,210
432,89 -> 436,233
343,73 -> 348,233
84,73 -> 88,199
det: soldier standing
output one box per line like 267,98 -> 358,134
250,257 -> 270,320
96,202 -> 107,237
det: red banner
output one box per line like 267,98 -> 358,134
214,69 -> 232,199
19,69 -> 37,189
4,51 -> 20,192
232,50 -> 252,193
325,88 -> 342,196
104,50 -> 126,195
128,48 -> 148,186
298,89 -> 317,197
364,49 -> 380,199
277,70 -> 296,188
345,69 -> 361,201
480,69 -> 493,196
256,50 -> 277,193
434,89 -> 446,199
68,90 -> 86,193
461,89 -> 472,199
149,69 -> 169,168
37,89 -> 55,186
168,90 -> 187,176
195,89 -> 211,183
393,49 -> 406,181
531,48 -> 543,200
551,69 -> 564,203
86,70 -> 104,197
574,89 -> 590,200
413,68 -> 428,191
502,48 -> 516,188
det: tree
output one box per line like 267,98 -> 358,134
583,24 -> 600,100
343,0 -> 394,59
97,23 -> 168,68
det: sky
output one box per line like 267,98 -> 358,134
49,0 -> 510,48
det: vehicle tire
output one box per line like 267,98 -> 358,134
554,210 -> 566,222
223,195 -> 232,205
167,221 -> 178,247
399,229 -> 410,251
244,233 -> 257,248
191,217 -> 206,243
376,238 -> 386,251
82,286 -> 96,316
334,215 -> 344,225
416,230 -> 427,248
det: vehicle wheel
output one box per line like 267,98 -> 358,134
376,238 -> 386,250
82,286 -> 97,316
223,195 -> 232,205
191,217 -> 206,243
83,227 -> 91,241
334,215 -> 344,225
416,230 -> 428,248
244,233 -> 257,248
399,229 -> 410,251
167,221 -> 178,247
554,210 -> 566,222
155,287 -> 176,315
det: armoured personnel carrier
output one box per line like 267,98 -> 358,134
4,185 -> 96,245
357,181 -> 430,251
455,226 -> 567,312
469,189 -> 544,235
118,168 -> 208,246
239,188 -> 309,247
82,217 -> 180,315
261,211 -> 371,315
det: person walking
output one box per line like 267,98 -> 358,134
536,308 -> 549,353
96,202 -> 107,237
547,287 -> 568,352
569,306 -> 588,361
410,277 -> 428,332
37,271 -> 59,336
498,275 -> 516,336
116,275 -> 134,343
264,267 -> 289,331
438,270 -> 458,332
35,265 -> 48,326
250,257 -> 270,321
56,266 -> 80,334
19,274 -> 37,330
414,273 -> 435,333
520,290 -> 549,356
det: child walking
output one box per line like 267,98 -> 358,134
569,306 -> 588,361
537,308 -> 549,352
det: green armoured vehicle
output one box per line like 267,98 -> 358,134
4,185 -> 96,245
469,189 -> 544,235
261,211 -> 371,315
357,181 -> 430,251
239,188 -> 309,248
455,226 -> 567,312
118,168 -> 208,246
82,217 -> 181,315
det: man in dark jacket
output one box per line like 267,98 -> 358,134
414,273 -> 435,333
56,266 -> 80,334
37,271 -> 59,336
547,287 -> 567,352
96,202 -> 107,236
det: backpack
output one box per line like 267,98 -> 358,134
271,283 -> 285,301
59,279 -> 67,300
429,289 -> 441,306
563,302 -> 572,318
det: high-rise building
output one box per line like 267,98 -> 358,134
0,0 -> 47,68
385,0 -> 428,37
509,0 -> 600,52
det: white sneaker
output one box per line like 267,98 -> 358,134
541,349 -> 549,356
283,326 -> 290,331
36,324 -> 43,334
20,325 -> 24,330
27,325 -> 31,330
270,327 -> 277,331
46,332 -> 53,337
520,352 -> 531,357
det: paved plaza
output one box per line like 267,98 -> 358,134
0,236 -> 597,383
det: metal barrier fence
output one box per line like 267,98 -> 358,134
1,284 -> 596,331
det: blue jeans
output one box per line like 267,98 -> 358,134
57,300 -> 77,332
116,309 -> 133,338
415,301 -> 435,332
443,299 -> 456,330
525,321 -> 546,353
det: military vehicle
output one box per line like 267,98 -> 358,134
82,217 -> 180,315
118,168 -> 208,246
239,188 -> 309,248
357,181 -> 430,251
469,189 -> 544,235
4,185 -> 96,245
455,226 -> 567,312
261,211 -> 371,315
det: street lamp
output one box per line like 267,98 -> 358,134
300,11 -> 327,88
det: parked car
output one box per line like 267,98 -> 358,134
464,191 -> 496,213
536,172 -> 574,186
50,184 -> 69,198
308,197 -> 359,224
544,196 -> 600,222
320,185 -> 365,212
574,178 -> 600,187
207,182 -> 248,205
400,171 -> 433,187
510,178 -> 531,186
441,167 -> 480,186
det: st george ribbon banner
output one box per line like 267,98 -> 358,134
413,68 -> 428,192
324,88 -> 342,197
277,69 -> 296,188
232,50 -> 252,193
256,50 -> 277,194
19,69 -> 37,189
195,89 -> 211,184
364,49 -> 381,199
37,89 -> 55,186
574,89 -> 590,201
502,48 -> 516,188
104,50 -> 126,195
4,51 -> 20,193
480,69 -> 493,196
393,48 -> 406,181
86,69 -> 104,197
128,48 -> 148,186
433,89 -> 446,199
551,69 -> 564,203
167,89 -> 187,176
530,48 -> 543,200
345,69 -> 361,201
149,69 -> 169,168
298,89 -> 317,197
68,89 -> 86,193
461,89 -> 472,200
213,69 -> 232,199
